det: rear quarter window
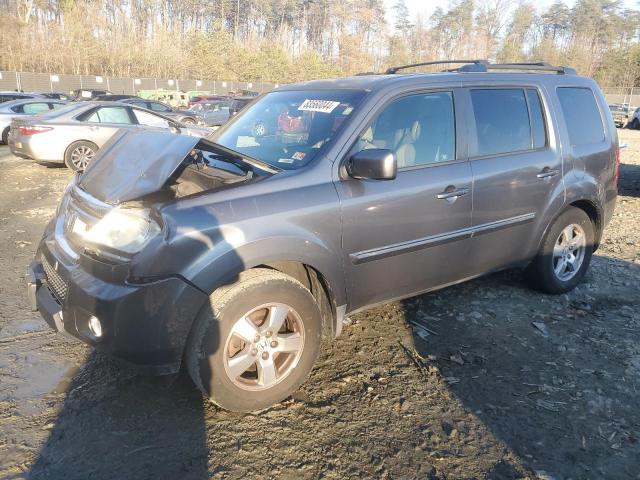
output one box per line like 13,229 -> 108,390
557,87 -> 604,146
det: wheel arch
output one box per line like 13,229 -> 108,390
186,237 -> 347,339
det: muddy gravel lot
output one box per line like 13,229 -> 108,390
0,130 -> 639,480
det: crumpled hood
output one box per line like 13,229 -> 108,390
78,128 -> 200,204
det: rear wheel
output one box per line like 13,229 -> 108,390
182,117 -> 196,125
186,269 -> 322,412
1,127 -> 8,145
525,207 -> 594,294
64,141 -> 98,171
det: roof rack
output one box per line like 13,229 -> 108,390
386,60 -> 576,75
484,62 -> 577,75
385,60 -> 488,74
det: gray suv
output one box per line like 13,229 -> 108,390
27,61 -> 618,412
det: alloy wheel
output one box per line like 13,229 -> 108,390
553,223 -> 586,281
223,303 -> 305,391
70,145 -> 95,170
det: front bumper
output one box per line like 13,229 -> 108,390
28,240 -> 208,375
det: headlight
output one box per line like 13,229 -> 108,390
82,207 -> 160,254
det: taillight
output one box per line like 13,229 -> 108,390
18,126 -> 52,135
614,146 -> 620,189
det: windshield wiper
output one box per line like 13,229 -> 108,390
198,139 -> 282,174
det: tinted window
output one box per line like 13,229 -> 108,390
86,107 -> 132,124
22,102 -> 51,114
558,88 -> 604,146
351,92 -> 455,168
527,89 -> 546,149
471,89 -> 531,156
149,101 -> 171,112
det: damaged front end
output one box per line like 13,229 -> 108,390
28,129 -> 274,373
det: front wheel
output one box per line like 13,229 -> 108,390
525,207 -> 594,294
182,117 -> 196,125
186,269 -> 322,412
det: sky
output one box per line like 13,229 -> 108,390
383,0 -> 639,24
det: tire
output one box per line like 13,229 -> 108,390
186,268 -> 322,412
182,117 -> 196,125
525,207 -> 594,294
1,127 -> 8,145
64,140 -> 98,171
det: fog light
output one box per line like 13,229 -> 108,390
88,315 -> 103,338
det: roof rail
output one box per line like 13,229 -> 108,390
385,59 -> 488,74
385,60 -> 576,75
485,62 -> 577,75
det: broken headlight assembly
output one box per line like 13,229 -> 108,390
79,207 -> 161,255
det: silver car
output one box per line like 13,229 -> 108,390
8,101 -> 212,170
0,98 -> 67,144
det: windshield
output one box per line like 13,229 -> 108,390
211,89 -> 367,169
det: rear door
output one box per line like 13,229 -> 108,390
336,89 -> 474,310
463,86 -> 563,274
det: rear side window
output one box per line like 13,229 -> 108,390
470,89 -> 531,156
557,87 -> 604,146
149,102 -> 171,112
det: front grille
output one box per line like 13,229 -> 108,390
42,256 -> 68,303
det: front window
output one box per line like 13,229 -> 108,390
212,90 -> 367,170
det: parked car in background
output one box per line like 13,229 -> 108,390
8,101 -> 211,170
628,107 -> 640,129
26,61 -> 618,412
94,94 -> 140,101
609,104 -> 629,128
0,91 -> 45,103
189,96 -> 255,126
188,95 -> 228,107
0,98 -> 67,144
35,92 -> 72,101
71,89 -> 112,101
115,98 -> 205,125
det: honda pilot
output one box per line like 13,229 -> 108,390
27,61 -> 618,412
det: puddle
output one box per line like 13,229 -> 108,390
0,350 -> 77,416
0,317 -> 49,342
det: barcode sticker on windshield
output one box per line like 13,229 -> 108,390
299,99 -> 340,113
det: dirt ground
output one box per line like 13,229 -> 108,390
0,129 -> 638,480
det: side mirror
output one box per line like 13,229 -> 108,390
347,149 -> 397,180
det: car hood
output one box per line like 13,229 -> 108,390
78,129 -> 200,204
77,128 -> 275,205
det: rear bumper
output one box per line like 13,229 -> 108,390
28,241 -> 208,375
9,133 -> 64,163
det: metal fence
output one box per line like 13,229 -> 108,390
0,71 -> 277,95
602,87 -> 640,107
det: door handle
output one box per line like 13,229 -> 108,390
436,186 -> 469,200
537,167 -> 559,179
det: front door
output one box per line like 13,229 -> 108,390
335,90 -> 474,311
